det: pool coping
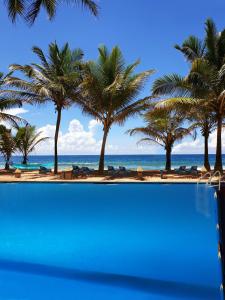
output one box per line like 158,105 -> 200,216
0,180 -> 210,185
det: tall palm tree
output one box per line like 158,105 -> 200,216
8,42 -> 84,174
78,45 -> 154,173
187,104 -> 216,171
15,124 -> 49,164
152,19 -> 225,172
5,0 -> 98,24
128,107 -> 196,171
153,95 -> 216,171
0,125 -> 17,170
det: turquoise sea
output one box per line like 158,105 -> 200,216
0,154 -> 224,170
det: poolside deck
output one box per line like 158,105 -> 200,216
0,170 -> 211,183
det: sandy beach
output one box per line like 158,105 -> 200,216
0,169 -> 212,183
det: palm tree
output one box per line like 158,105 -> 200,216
15,124 -> 49,164
78,45 -> 154,173
128,107 -> 196,171
153,96 -> 216,171
152,19 -> 225,172
187,104 -> 216,171
8,42 -> 84,174
0,125 -> 17,170
5,0 -> 98,24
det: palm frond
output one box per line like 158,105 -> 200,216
152,74 -> 190,97
175,35 -> 205,62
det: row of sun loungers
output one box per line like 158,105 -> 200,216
174,166 -> 198,176
72,166 -> 95,177
38,165 -> 131,176
38,165 -> 199,178
108,166 -> 132,176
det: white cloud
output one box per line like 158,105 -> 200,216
3,108 -> 28,116
35,119 -> 105,155
173,129 -> 225,154
173,139 -> 204,154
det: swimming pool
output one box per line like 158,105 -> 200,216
0,183 -> 222,300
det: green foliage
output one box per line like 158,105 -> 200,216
152,18 -> 225,171
77,45 -> 154,171
0,126 -> 17,169
128,106 -> 196,150
8,42 -> 84,108
7,41 -> 84,173
5,0 -> 99,24
79,45 -> 154,127
15,125 -> 49,164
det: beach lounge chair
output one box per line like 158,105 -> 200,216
108,166 -> 118,176
39,166 -> 51,174
81,167 -> 95,175
174,166 -> 186,174
72,165 -> 81,177
118,166 -> 131,176
185,166 -> 198,176
72,165 -> 80,170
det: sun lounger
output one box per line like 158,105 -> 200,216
80,167 -> 95,175
118,166 -> 131,176
39,166 -> 51,174
174,166 -> 186,174
185,166 -> 198,175
107,166 -> 119,176
72,165 -> 81,177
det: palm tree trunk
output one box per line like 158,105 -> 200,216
204,134 -> 211,171
165,146 -> 172,171
214,114 -> 223,172
54,107 -> 62,175
22,153 -> 28,165
5,155 -> 10,170
5,161 -> 10,170
98,127 -> 109,174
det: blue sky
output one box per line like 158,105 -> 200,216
0,0 -> 225,155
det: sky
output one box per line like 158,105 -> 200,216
0,0 -> 225,155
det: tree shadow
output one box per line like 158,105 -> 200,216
0,258 -> 219,299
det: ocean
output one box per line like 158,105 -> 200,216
0,154 -> 223,170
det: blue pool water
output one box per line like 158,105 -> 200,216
0,183 -> 222,300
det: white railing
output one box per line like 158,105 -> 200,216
208,171 -> 222,190
197,172 -> 211,184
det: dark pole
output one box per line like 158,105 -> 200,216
216,185 -> 225,298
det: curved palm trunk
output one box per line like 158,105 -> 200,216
54,107 -> 62,175
165,146 -> 172,171
98,127 -> 109,174
204,134 -> 210,171
214,115 -> 223,172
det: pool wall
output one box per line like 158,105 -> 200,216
216,185 -> 225,298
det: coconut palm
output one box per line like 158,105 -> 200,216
152,19 -> 225,172
15,125 -> 49,164
0,125 -> 17,170
78,45 -> 154,173
153,94 -> 216,171
188,106 -> 216,171
128,107 -> 196,171
5,0 -> 98,24
8,42 -> 84,174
